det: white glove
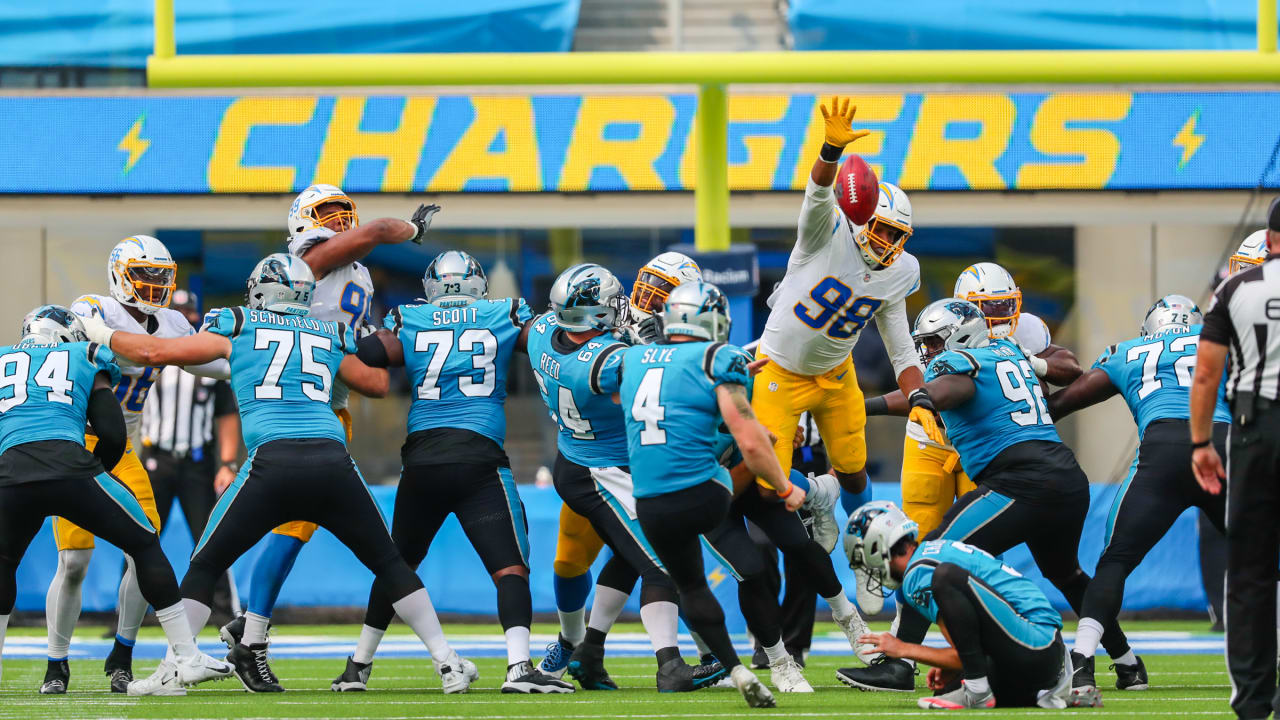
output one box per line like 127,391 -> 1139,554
79,310 -> 116,347
1009,336 -> 1049,378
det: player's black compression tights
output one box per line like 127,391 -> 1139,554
184,439 -> 422,609
738,488 -> 843,598
0,473 -> 181,612
637,481 -> 742,670
703,509 -> 783,648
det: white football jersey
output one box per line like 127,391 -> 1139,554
69,294 -> 194,436
761,179 -> 921,377
288,229 -> 375,411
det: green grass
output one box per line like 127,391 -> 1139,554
0,621 -> 1235,719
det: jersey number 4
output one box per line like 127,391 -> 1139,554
0,350 -> 74,412
414,329 -> 497,399
793,277 -> 882,339
630,368 -> 667,445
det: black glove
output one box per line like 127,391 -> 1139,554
408,203 -> 441,244
634,315 -> 661,344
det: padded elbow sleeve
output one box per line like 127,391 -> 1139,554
87,387 -> 126,469
356,334 -> 390,368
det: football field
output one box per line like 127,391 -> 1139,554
0,620 -> 1234,718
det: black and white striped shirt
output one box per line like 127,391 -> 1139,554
140,366 -> 237,456
1202,256 -> 1280,402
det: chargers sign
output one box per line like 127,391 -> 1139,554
2,91 -> 1278,194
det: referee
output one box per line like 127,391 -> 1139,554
1191,200 -> 1280,720
139,290 -> 243,622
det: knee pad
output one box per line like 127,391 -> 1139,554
59,548 -> 93,585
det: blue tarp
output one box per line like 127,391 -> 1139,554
14,482 -> 1213,628
0,0 -> 581,68
790,0 -> 1263,51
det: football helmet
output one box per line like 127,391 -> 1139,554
108,235 -> 177,315
631,252 -> 703,316
246,253 -> 315,316
662,281 -> 731,342
550,263 -> 629,333
423,250 -> 488,307
912,298 -> 989,362
1229,230 -> 1267,275
853,182 -> 913,268
20,305 -> 88,345
843,501 -> 918,595
288,184 -> 358,238
1140,294 -> 1202,336
954,262 -> 1022,338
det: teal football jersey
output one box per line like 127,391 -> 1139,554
385,298 -> 531,445
1093,323 -> 1230,436
617,340 -> 752,498
926,338 -> 1061,480
0,340 -> 120,455
204,307 -> 357,452
901,539 -> 1061,641
526,312 -> 628,467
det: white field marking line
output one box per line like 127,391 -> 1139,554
0,713 -> 1236,720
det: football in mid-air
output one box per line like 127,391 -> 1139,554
835,154 -> 879,226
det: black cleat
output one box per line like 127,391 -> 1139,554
656,657 -> 726,692
750,646 -> 769,670
106,668 -> 133,694
228,642 -> 284,693
566,641 -> 617,690
104,643 -> 133,694
39,658 -> 70,695
220,614 -> 245,649
1069,650 -> 1103,707
1112,656 -> 1149,691
501,660 -> 575,693
835,656 -> 916,692
331,656 -> 372,692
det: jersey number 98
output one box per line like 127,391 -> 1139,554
793,277 -> 882,340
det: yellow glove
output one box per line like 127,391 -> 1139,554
820,95 -> 870,149
909,406 -> 949,446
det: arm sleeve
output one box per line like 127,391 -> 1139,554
383,307 -> 405,336
875,296 -> 924,379
925,350 -> 980,382
793,178 -> 840,261
87,385 -> 126,470
1201,285 -> 1234,346
183,358 -> 230,380
589,343 -> 626,395
708,343 -> 752,388
212,380 -> 237,417
356,332 -> 391,368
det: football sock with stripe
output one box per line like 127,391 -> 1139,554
840,483 -> 873,516
45,549 -> 92,661
553,572 -> 591,646
248,534 -> 304,617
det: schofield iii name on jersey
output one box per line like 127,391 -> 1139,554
640,347 -> 677,364
247,309 -> 341,334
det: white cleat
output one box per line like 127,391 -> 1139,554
127,661 -> 186,696
833,607 -> 878,665
433,650 -> 479,694
854,567 -> 885,615
769,656 -> 813,693
731,665 -> 777,708
178,651 -> 235,686
802,473 -> 842,553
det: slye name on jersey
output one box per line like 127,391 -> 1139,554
639,346 -> 677,364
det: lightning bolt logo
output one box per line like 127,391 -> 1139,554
1173,109 -> 1205,171
707,567 -> 728,589
117,115 -> 151,175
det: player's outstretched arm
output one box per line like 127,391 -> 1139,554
300,204 -> 439,277
86,371 -> 127,470
866,375 -> 976,418
810,96 -> 869,187
355,329 -> 404,368
716,383 -> 804,510
1189,338 -> 1229,494
859,630 -> 961,671
1036,344 -> 1083,386
338,355 -> 389,398
1045,368 -> 1117,420
96,323 -> 231,368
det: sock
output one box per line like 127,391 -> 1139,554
242,611 -> 270,646
587,585 -> 628,636
1073,617 -> 1104,658
789,469 -> 811,494
505,626 -> 531,666
763,640 -> 789,664
0,613 -> 8,676
1112,649 -> 1137,666
639,601 -> 680,654
585,627 -> 607,646
840,483 -> 873,516
963,676 -> 990,695
352,624 -> 385,665
115,556 -> 146,645
825,591 -> 855,621
690,630 -> 712,657
156,602 -> 198,660
554,572 -> 591,613
45,548 -> 92,660
248,535 -> 304,617
391,588 -> 451,663
183,597 -> 212,636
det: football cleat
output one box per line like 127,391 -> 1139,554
566,640 -> 617,690
832,606 -> 878,664
917,682 -> 996,710
39,658 -> 69,695
730,665 -> 776,708
836,656 -> 916,692
656,657 -> 726,692
751,646 -> 769,670
127,660 -> 186,696
769,656 -> 813,693
502,660 -> 575,694
219,613 -> 272,650
434,650 -> 479,694
107,667 -> 133,694
536,633 -> 574,680
802,473 -> 842,553
228,642 -> 284,693
331,656 -> 373,692
1112,656 -> 1149,691
700,653 -> 736,688
1069,651 -> 1103,707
